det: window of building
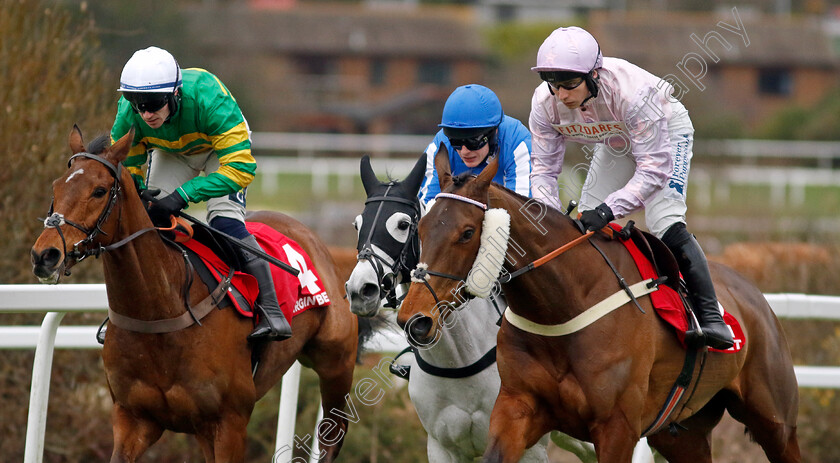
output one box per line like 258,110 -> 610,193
417,61 -> 451,85
370,59 -> 387,87
295,55 -> 335,76
758,68 -> 792,96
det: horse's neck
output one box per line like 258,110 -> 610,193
101,220 -> 189,319
494,189 -> 585,320
417,296 -> 501,366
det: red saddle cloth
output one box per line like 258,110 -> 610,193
181,222 -> 331,321
611,225 -> 744,353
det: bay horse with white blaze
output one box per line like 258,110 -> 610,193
31,126 -> 366,462
397,148 -> 801,462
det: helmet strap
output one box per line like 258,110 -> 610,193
164,89 -> 181,123
487,128 -> 500,160
581,71 -> 600,107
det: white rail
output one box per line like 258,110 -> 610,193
2,285 -> 838,462
251,133 -> 840,164
1,284 -> 405,463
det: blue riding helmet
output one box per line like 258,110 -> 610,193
439,85 -> 504,139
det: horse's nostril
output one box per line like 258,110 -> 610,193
361,282 -> 379,299
32,247 -> 62,269
406,315 -> 434,344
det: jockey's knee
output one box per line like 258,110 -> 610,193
210,216 -> 249,239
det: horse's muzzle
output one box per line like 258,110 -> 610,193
346,281 -> 381,317
31,247 -> 64,284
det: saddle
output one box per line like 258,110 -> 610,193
607,222 -> 744,352
169,219 -> 259,317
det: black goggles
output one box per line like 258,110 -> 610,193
448,131 -> 492,151
539,71 -> 586,91
124,92 -> 169,114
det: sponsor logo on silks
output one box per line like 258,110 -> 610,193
668,134 -> 690,196
294,292 -> 331,313
668,179 -> 685,195
551,121 -> 628,142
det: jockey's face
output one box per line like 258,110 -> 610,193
448,128 -> 495,168
455,142 -> 491,168
139,103 -> 170,129
548,70 -> 596,110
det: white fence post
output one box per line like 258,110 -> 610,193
275,360 -> 302,458
23,312 -> 66,463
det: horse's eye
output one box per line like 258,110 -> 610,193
398,220 -> 410,231
458,228 -> 475,243
92,187 -> 108,198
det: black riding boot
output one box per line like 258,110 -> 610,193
242,235 -> 292,342
662,223 -> 734,350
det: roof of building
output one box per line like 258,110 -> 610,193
185,3 -> 488,59
588,10 -> 838,70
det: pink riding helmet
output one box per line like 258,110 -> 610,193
532,26 -> 603,73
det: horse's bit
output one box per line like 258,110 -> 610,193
358,184 -> 421,308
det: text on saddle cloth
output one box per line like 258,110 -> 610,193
608,223 -> 744,353
181,222 -> 331,321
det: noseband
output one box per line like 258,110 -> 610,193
358,184 -> 421,308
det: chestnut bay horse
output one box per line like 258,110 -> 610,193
30,126 -> 368,462
346,154 -> 602,463
397,149 -> 801,463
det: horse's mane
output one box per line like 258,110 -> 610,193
451,172 -> 475,187
485,181 -> 576,229
448,173 -> 532,208
86,133 -> 111,155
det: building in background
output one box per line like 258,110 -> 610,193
182,1 -> 839,135
588,10 -> 839,131
186,2 -> 487,134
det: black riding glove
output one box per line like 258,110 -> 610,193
579,203 -> 614,232
146,190 -> 188,226
139,187 -> 161,204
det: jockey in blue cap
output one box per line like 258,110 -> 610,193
418,84 -> 533,206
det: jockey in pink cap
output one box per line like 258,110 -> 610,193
529,26 -> 734,350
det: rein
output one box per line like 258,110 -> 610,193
410,192 -> 656,335
410,192 -> 596,304
358,184 -> 421,308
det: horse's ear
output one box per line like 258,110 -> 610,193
434,142 -> 452,191
360,155 -> 379,196
401,151 -> 427,196
475,154 -> 499,189
107,127 -> 134,164
69,124 -> 85,155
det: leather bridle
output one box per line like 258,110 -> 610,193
40,153 -> 157,276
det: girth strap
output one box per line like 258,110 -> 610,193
107,268 -> 234,334
641,347 -> 704,437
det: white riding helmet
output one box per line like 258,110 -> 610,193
531,26 -> 602,73
118,46 -> 182,93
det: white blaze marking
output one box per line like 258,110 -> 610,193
66,169 -> 85,183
